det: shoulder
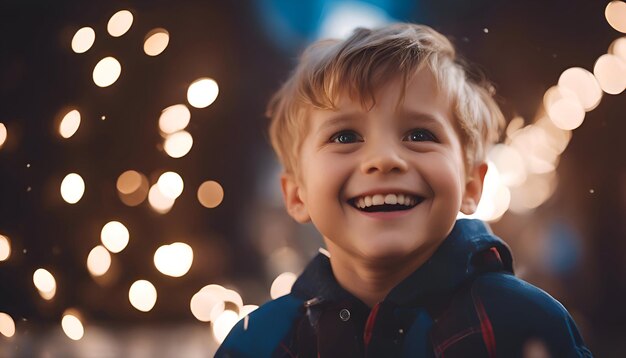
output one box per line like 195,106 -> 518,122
470,272 -> 592,357
215,294 -> 305,358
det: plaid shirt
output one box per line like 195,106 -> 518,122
217,219 -> 592,357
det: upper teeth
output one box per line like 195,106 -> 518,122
354,194 -> 417,209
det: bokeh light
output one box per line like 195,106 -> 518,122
509,172 -> 558,214
0,235 -> 10,261
156,171 -> 184,199
0,312 -> 15,338
144,28 -> 170,56
239,305 -> 259,319
148,184 -> 176,214
197,180 -> 224,208
33,268 -> 56,300
129,280 -> 157,312
59,109 -> 81,138
0,122 -> 6,149
60,173 -> 85,204
153,242 -> 193,277
557,67 -> 602,111
488,144 -> 527,187
100,221 -> 129,253
212,310 -> 239,343
87,245 -> 112,277
187,78 -> 219,108
93,57 -> 122,87
71,27 -> 95,54
107,10 -> 133,37
544,86 -> 585,130
163,130 -> 193,158
61,310 -> 84,341
594,54 -> 626,95
116,170 -> 149,207
606,1 -> 626,33
190,286 -> 226,322
270,272 -> 297,299
610,37 -> 626,61
158,104 -> 191,135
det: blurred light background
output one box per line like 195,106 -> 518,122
0,0 -> 625,356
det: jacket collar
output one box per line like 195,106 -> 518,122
291,219 -> 514,307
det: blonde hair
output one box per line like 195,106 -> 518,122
267,23 -> 504,175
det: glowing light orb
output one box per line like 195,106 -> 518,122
61,311 -> 84,341
87,245 -> 112,277
488,144 -> 526,187
594,54 -> 626,95
557,67 -> 602,111
117,170 -> 149,207
107,10 -> 133,37
212,310 -> 239,343
190,287 -> 226,322
0,235 -> 10,261
163,130 -> 193,158
0,123 -> 6,148
270,272 -> 297,299
187,78 -> 219,108
0,312 -> 15,338
93,57 -> 121,87
33,268 -> 56,296
610,37 -> 626,62
156,172 -> 184,199
148,184 -> 176,214
144,28 -> 170,56
129,280 -> 157,312
606,1 -> 626,33
197,180 -> 224,208
60,173 -> 85,204
100,221 -> 129,253
59,109 -> 81,138
153,242 -> 193,277
159,104 -> 191,135
71,27 -> 95,53
544,86 -> 585,130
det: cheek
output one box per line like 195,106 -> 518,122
419,152 -> 465,200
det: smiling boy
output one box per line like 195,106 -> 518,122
216,24 -> 592,357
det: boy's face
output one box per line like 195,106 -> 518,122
281,68 -> 486,264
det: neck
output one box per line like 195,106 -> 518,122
326,241 -> 441,307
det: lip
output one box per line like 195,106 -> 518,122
346,196 -> 424,220
347,188 -> 423,200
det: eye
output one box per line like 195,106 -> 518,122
403,129 -> 437,142
330,130 -> 362,144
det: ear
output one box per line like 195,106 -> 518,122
280,172 -> 311,223
460,162 -> 488,215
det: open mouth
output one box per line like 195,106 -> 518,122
347,193 -> 424,213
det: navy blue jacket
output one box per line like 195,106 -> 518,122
216,219 -> 592,357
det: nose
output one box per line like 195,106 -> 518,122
360,141 -> 409,175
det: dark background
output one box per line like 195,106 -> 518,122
1,0 -> 625,356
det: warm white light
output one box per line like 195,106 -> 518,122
144,28 -> 170,56
488,144 -> 526,187
594,54 -> 626,95
0,235 -> 10,261
157,172 -> 184,199
33,268 -> 56,295
159,104 -> 191,135
129,280 -> 157,312
93,57 -> 122,87
61,311 -> 84,341
107,10 -> 134,37
0,123 -> 6,148
558,67 -> 602,111
163,131 -> 193,158
87,245 -> 112,277
190,287 -> 226,322
212,310 -> 239,343
153,242 -> 193,277
187,78 -> 219,108
60,173 -> 85,204
197,180 -> 224,208
117,170 -> 149,207
0,312 -> 15,338
59,109 -> 81,138
509,173 -> 557,213
545,86 -> 585,130
39,286 -> 56,300
239,305 -> 259,318
606,1 -> 626,33
71,27 -> 96,54
100,221 -> 129,253
457,163 -> 510,222
148,184 -> 176,214
610,37 -> 626,61
270,272 -> 297,299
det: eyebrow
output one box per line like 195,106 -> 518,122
400,110 -> 448,131
314,112 -> 362,136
